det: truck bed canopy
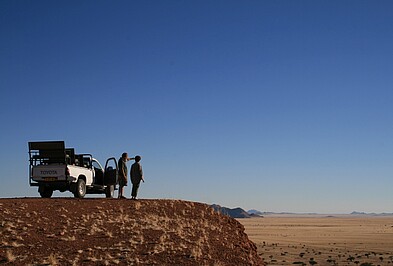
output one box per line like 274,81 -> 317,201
28,141 -> 75,164
28,141 -> 65,151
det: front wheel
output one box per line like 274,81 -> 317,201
73,179 -> 86,198
105,185 -> 115,198
39,187 -> 53,198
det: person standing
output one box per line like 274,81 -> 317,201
130,155 -> 144,200
117,152 -> 133,199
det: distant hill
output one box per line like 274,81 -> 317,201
248,209 -> 264,216
211,204 -> 252,218
351,211 -> 393,216
211,206 -> 393,217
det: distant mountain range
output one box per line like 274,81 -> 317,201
211,205 -> 318,218
350,211 -> 393,216
210,204 -> 250,218
210,204 -> 263,218
247,209 -> 264,216
211,205 -> 393,218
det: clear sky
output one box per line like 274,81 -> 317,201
1,1 -> 392,213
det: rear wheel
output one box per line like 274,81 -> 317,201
73,179 -> 86,198
39,187 -> 53,198
105,185 -> 115,198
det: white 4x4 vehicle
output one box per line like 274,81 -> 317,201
29,141 -> 118,198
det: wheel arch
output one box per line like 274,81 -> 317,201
78,175 -> 87,183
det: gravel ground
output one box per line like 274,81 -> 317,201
0,198 -> 263,265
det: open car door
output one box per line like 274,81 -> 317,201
104,157 -> 118,198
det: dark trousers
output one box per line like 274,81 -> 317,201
131,181 -> 141,197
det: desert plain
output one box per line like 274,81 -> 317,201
239,215 -> 393,265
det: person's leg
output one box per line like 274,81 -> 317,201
131,184 -> 136,198
131,182 -> 140,199
118,185 -> 124,198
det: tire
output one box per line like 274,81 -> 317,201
105,185 -> 115,198
74,179 -> 86,198
39,187 -> 53,198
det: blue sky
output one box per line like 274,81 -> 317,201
1,1 -> 392,213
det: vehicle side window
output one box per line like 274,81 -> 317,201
92,161 -> 102,171
83,158 -> 91,168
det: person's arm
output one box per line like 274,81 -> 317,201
139,164 -> 144,182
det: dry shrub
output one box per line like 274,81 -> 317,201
11,241 -> 24,247
191,246 -> 203,259
14,235 -> 24,241
48,253 -> 59,265
81,215 -> 89,223
118,213 -> 130,223
6,250 -> 16,263
61,235 -> 76,241
89,224 -> 102,235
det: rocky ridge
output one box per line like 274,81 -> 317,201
0,198 -> 264,265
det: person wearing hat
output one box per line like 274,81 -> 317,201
130,155 -> 144,200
